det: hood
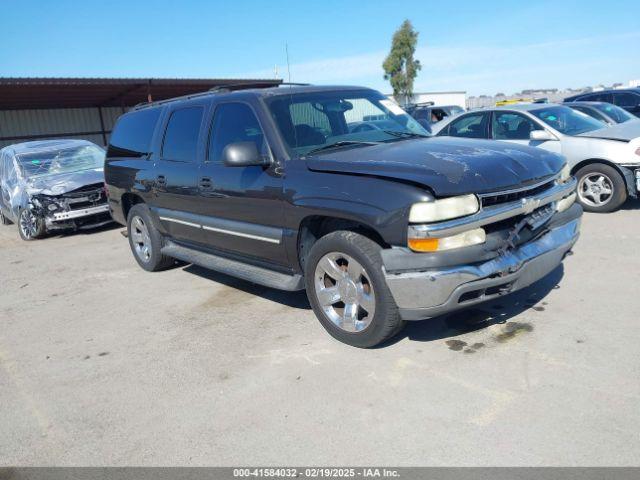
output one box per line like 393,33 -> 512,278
25,168 -> 104,196
577,120 -> 640,142
305,137 -> 563,196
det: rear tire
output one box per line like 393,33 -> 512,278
575,163 -> 627,213
18,208 -> 45,241
305,230 -> 405,348
126,204 -> 175,271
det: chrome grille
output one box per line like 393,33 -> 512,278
480,179 -> 555,208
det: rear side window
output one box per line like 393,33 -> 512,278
161,106 -> 204,162
572,106 -> 607,122
0,151 -> 7,179
2,155 -> 17,185
444,113 -> 488,138
580,92 -> 612,103
491,112 -> 541,140
613,92 -> 640,108
107,108 -> 161,158
412,108 -> 430,120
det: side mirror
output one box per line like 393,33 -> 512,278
530,130 -> 556,141
222,142 -> 270,167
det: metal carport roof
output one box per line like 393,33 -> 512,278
0,77 -> 283,110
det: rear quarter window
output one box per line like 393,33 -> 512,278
107,108 -> 162,158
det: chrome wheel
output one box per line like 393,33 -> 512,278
19,209 -> 38,239
131,215 -> 152,262
314,252 -> 376,332
578,173 -> 613,207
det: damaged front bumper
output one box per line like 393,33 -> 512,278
44,204 -> 111,230
382,204 -> 582,321
50,204 -> 109,221
30,185 -> 112,231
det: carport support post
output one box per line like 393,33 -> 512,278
97,107 -> 107,147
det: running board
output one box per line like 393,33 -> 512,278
161,241 -> 305,291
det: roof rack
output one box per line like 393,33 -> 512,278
133,80 -> 302,110
132,90 -> 211,110
209,81 -> 309,93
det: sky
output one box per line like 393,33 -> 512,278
2,0 -> 639,96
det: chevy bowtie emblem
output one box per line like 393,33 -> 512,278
521,197 -> 541,214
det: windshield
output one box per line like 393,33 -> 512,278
16,145 -> 105,178
592,103 -> 635,123
530,105 -> 606,135
265,90 -> 429,156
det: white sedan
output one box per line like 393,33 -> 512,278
433,103 -> 640,212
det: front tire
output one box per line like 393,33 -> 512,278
126,204 -> 175,271
305,231 -> 404,348
18,208 -> 45,241
575,163 -> 627,213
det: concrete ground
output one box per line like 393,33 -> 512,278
0,203 -> 639,466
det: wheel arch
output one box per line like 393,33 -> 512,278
571,159 -> 635,197
120,192 -> 146,220
296,215 -> 389,272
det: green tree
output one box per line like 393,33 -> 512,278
383,20 -> 421,104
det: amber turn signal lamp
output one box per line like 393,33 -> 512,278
408,237 -> 439,252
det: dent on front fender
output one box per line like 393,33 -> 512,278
284,162 -> 434,246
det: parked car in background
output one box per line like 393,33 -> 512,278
0,139 -> 111,240
433,103 -> 640,212
348,118 -> 407,133
105,84 -> 580,348
564,88 -> 640,117
405,103 -> 464,132
496,97 -> 548,106
565,101 -> 638,126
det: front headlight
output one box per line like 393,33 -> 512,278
408,228 -> 486,252
557,192 -> 576,213
409,194 -> 479,223
559,163 -> 571,183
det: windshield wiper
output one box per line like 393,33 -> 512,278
306,141 -> 380,156
382,130 -> 430,139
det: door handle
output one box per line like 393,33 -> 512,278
156,175 -> 167,187
199,177 -> 212,189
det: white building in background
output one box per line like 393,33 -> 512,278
388,91 -> 467,109
629,79 -> 640,88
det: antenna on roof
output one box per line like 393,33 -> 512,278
285,43 -> 292,83
285,42 -> 298,149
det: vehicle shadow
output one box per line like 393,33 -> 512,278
620,198 -> 640,210
183,264 -> 311,310
379,264 -> 564,347
183,259 -> 564,345
49,221 -> 120,239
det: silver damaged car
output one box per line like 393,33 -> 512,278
433,103 -> 640,212
0,139 -> 111,240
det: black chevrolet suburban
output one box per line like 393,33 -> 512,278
104,84 -> 582,347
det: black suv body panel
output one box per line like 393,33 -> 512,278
304,136 -> 562,197
105,85 -> 568,277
